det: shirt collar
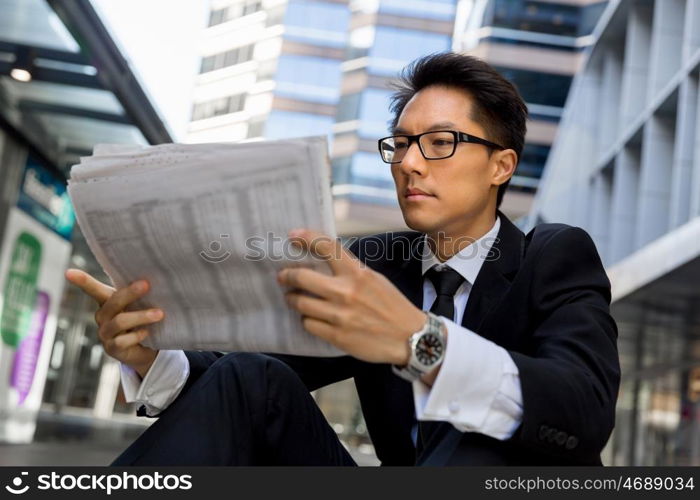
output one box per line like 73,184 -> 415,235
421,216 -> 501,285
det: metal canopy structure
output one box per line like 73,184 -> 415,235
0,0 -> 172,176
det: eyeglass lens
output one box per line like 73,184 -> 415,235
380,131 -> 456,163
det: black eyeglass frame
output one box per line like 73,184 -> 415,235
377,130 -> 506,164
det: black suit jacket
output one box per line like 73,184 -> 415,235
159,210 -> 620,465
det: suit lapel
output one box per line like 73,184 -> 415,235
461,210 -> 525,332
385,233 -> 424,309
383,212 -> 525,327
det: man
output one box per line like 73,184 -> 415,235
66,52 -> 620,465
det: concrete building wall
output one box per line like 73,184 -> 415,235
530,0 -> 700,266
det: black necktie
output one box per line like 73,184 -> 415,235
425,266 -> 466,320
418,266 -> 466,452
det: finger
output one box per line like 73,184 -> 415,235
288,229 -> 359,275
286,292 -> 343,325
277,267 -> 340,299
65,268 -> 114,305
100,309 -> 163,342
301,316 -> 339,346
111,329 -> 150,351
98,280 -> 150,324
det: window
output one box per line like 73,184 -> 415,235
379,0 -> 456,21
332,155 -> 352,185
274,55 -> 342,104
265,111 -> 334,139
350,152 -> 395,188
208,1 -> 263,26
358,88 -> 393,137
489,0 -> 606,37
191,94 -> 245,121
200,44 -> 254,73
209,7 -> 228,27
495,66 -> 572,108
517,143 -> 550,179
368,27 -> 450,75
336,93 -> 361,122
247,120 -> 266,138
283,1 -> 350,47
243,0 -> 262,16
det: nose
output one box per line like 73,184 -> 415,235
396,140 -> 428,177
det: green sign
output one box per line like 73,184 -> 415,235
0,231 -> 42,348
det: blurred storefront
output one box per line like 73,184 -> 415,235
0,0 -> 170,444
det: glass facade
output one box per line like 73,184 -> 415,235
378,0 -> 456,20
488,0 -> 607,37
275,55 -> 342,104
495,66 -> 573,108
341,1 -> 456,199
265,110 -> 334,140
357,88 -> 393,137
609,309 -> 700,465
283,1 -> 349,48
262,0 -> 350,144
367,27 -> 451,76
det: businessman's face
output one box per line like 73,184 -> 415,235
391,85 -> 506,236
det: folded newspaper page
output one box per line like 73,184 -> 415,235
67,137 -> 343,356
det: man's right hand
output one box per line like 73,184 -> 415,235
65,269 -> 164,379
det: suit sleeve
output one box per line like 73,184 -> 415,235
507,227 -> 620,463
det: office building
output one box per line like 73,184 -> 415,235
528,0 -> 700,465
188,0 -> 350,144
189,1 -> 607,232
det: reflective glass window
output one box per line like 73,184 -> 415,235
275,55 -> 342,104
495,66 -> 572,107
490,0 -> 606,37
351,151 -> 394,185
358,88 -> 393,137
378,0 -> 456,21
283,1 -> 350,47
368,27 -> 450,75
265,111 -> 334,139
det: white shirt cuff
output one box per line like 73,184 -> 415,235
412,318 -> 523,440
119,349 -> 190,416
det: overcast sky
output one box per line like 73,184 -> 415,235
92,0 -> 209,141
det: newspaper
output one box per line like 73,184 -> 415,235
67,137 -> 343,356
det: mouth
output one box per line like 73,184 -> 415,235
404,187 -> 435,201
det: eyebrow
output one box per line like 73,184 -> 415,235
392,121 -> 457,135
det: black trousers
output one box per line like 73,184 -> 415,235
111,352 -> 357,466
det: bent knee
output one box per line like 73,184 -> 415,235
209,352 -> 298,383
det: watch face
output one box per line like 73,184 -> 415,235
415,333 -> 444,366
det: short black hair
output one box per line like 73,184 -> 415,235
389,52 -> 528,209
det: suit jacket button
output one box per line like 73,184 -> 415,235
538,425 -> 549,440
566,436 -> 579,449
555,431 -> 567,445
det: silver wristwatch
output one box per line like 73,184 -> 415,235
392,312 -> 447,382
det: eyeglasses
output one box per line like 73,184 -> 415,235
377,130 -> 505,164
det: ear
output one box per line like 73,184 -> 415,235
490,149 -> 518,187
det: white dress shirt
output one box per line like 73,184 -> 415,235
120,216 -> 523,440
413,216 -> 523,440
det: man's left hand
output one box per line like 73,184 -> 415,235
277,229 -> 426,365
